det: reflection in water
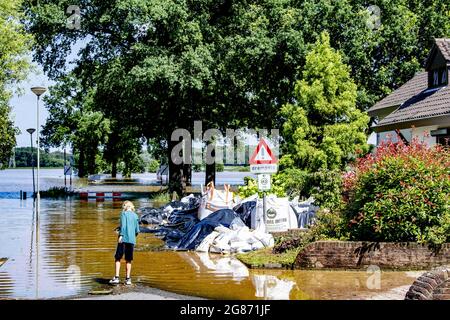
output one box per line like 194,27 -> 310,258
251,274 -> 295,300
181,252 -> 249,282
0,198 -> 420,299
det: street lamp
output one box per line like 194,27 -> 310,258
31,86 -> 45,299
31,86 -> 46,209
26,128 -> 36,199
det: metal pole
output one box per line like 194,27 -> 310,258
36,95 -> 40,213
30,133 -> 36,200
64,148 -> 67,191
263,191 -> 267,225
36,95 -> 40,299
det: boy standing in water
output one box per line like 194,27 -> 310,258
109,200 -> 140,285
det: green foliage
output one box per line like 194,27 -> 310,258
273,168 -> 309,199
343,139 -> 450,245
151,192 -> 171,204
148,159 -> 160,173
14,147 -> 66,167
216,163 -> 224,172
308,169 -> 343,209
280,32 -> 369,172
236,247 -> 300,269
40,186 -> 73,198
237,176 -> 285,199
0,103 -> 18,168
0,0 -> 32,168
276,32 -> 366,206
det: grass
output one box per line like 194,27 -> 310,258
236,247 -> 301,269
40,187 -> 74,198
150,192 -> 171,204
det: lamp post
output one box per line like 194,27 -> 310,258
31,86 -> 46,211
31,86 -> 46,299
26,128 -> 36,199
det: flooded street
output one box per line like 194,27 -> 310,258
0,198 -> 420,300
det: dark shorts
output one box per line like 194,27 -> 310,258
114,242 -> 134,261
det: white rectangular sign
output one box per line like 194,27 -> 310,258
257,174 -> 271,191
250,164 -> 278,174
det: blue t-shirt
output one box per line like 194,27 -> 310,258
119,210 -> 140,245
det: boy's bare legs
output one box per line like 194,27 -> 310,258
126,261 -> 132,279
115,260 -> 121,277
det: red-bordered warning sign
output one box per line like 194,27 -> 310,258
249,139 -> 278,165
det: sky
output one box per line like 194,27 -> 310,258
10,64 -> 53,148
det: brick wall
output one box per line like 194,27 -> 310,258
405,267 -> 450,300
294,241 -> 450,270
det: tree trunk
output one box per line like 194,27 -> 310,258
111,159 -> 117,178
183,163 -> 192,186
205,147 -> 216,185
78,148 -> 86,178
168,137 -> 183,197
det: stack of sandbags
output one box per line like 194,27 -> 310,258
196,223 -> 274,254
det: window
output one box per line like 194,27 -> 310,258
437,135 -> 450,147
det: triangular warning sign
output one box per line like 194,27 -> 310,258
249,139 -> 278,165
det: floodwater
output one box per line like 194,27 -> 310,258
0,169 -> 253,197
0,198 -> 421,300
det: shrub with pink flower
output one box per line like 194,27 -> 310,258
342,135 -> 450,245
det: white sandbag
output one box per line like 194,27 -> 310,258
196,231 -> 220,252
198,182 -> 235,220
254,195 -> 298,233
214,225 -> 232,234
210,243 -> 231,254
252,230 -> 275,247
230,227 -> 253,243
250,200 -> 266,232
230,241 -> 253,253
251,240 -> 265,251
180,194 -> 195,203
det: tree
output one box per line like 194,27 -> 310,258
41,74 -> 111,177
0,0 -> 32,168
24,0 -> 450,192
278,32 -> 369,201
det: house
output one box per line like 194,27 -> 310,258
368,38 -> 450,146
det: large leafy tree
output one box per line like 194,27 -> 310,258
279,32 -> 369,199
41,75 -> 111,177
0,0 -> 32,168
24,0 -> 450,192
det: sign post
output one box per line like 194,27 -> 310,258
249,139 -> 278,225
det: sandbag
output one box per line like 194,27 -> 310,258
174,209 -> 241,250
198,182 -> 235,220
233,195 -> 257,228
251,195 -> 298,233
290,197 -> 318,229
196,231 -> 220,252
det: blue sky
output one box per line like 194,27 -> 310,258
10,64 -> 53,148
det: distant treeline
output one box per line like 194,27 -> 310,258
13,147 -> 69,168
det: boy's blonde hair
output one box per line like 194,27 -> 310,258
122,200 -> 135,212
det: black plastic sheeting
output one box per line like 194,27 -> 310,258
171,209 -> 245,250
140,197 -> 200,225
233,201 -> 256,228
140,197 -> 256,251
